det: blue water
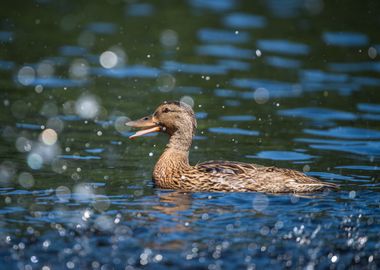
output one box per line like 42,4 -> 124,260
0,0 -> 379,269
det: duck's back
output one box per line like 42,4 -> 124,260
178,160 -> 338,193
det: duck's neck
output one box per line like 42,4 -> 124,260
153,130 -> 193,187
166,129 -> 193,152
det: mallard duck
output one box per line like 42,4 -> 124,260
127,101 -> 338,193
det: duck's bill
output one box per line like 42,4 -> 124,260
126,115 -> 160,139
128,126 -> 160,139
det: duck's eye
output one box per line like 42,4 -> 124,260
162,108 -> 171,113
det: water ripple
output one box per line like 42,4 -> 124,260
247,151 -> 315,161
304,127 -> 380,139
220,115 -> 256,121
163,61 -> 227,75
209,127 -> 259,136
197,44 -> 254,59
85,22 -> 117,34
197,28 -> 250,43
256,39 -> 310,55
357,103 -> 380,114
91,65 -> 160,78
296,138 -> 380,157
223,13 -> 267,28
279,107 -> 357,121
59,155 -> 101,160
264,56 -> 301,69
336,165 -> 380,171
322,32 -> 369,47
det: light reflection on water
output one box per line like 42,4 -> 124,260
0,0 -> 380,269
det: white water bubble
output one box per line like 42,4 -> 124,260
51,159 -> 68,174
35,84 -> 43,93
92,196 -> 111,212
69,58 -> 89,79
18,172 -> 35,189
157,73 -> 176,92
368,47 -> 377,59
255,49 -> 262,57
303,164 -> 310,172
62,100 -> 76,115
114,116 -> 131,132
33,143 -> 61,165
17,66 -> 35,86
55,186 -> 71,201
160,29 -> 178,47
40,102 -> 58,117
180,96 -> 194,108
252,194 -> 269,212
27,153 -> 43,170
254,88 -> 269,104
99,51 -> 118,69
109,46 -> 127,67
95,215 -> 114,231
15,137 -> 33,152
46,117 -> 64,133
73,183 -> 94,201
75,95 -> 100,119
0,162 -> 16,186
40,128 -> 58,146
37,60 -> 54,78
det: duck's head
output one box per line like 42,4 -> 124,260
127,101 -> 197,139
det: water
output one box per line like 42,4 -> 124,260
0,0 -> 380,269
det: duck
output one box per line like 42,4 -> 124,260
126,101 -> 338,193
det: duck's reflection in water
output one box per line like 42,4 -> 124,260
147,191 -> 194,250
154,190 -> 192,217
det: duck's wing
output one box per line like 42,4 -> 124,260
195,160 -> 262,175
194,160 -> 339,192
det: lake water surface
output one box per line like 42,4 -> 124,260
0,0 -> 380,269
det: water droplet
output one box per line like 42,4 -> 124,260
75,95 -> 100,119
160,29 -> 178,47
69,58 -> 89,79
255,49 -> 262,57
40,128 -> 58,146
17,66 -> 35,86
180,96 -> 194,108
55,186 -> 71,201
368,46 -> 377,59
114,116 -> 131,132
93,196 -> 111,212
18,172 -> 34,188
157,73 -> 176,92
27,153 -> 43,170
303,165 -> 310,172
99,51 -> 118,69
252,194 -> 269,211
254,88 -> 269,104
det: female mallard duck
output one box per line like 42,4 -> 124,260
127,101 -> 338,193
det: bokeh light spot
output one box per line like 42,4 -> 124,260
99,51 -> 118,69
41,128 -> 58,146
18,172 -> 35,189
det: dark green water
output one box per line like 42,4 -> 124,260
1,0 -> 380,269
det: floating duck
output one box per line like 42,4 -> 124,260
127,101 -> 338,193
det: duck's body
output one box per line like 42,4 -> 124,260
128,101 -> 338,193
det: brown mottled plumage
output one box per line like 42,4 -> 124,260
127,101 -> 338,193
